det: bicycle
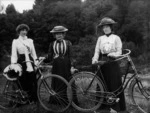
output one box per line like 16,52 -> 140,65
68,49 -> 150,113
0,59 -> 72,113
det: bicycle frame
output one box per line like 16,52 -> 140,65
83,49 -> 150,105
122,55 -> 150,99
1,59 -> 52,106
36,66 -> 56,96
2,79 -> 30,105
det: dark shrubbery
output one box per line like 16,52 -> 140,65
1,0 -> 150,71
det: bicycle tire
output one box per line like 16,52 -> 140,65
69,71 -> 104,112
38,74 -> 72,112
129,79 -> 150,113
0,77 -> 18,110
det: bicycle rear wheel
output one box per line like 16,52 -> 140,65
0,76 -> 18,110
129,78 -> 150,113
38,74 -> 72,112
69,72 -> 104,112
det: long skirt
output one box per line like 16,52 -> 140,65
52,56 -> 71,81
17,54 -> 38,102
99,60 -> 126,111
50,56 -> 71,104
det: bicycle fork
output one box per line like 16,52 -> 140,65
136,78 -> 150,100
38,69 -> 56,96
41,79 -> 56,95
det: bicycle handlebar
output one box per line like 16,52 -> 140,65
22,58 -> 45,67
92,49 -> 131,66
36,58 -> 45,67
113,49 -> 131,61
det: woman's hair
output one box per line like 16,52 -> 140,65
16,24 -> 30,34
102,24 -> 113,31
96,24 -> 114,36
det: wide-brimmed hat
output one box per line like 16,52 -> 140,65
16,24 -> 30,33
98,17 -> 117,27
50,26 -> 68,33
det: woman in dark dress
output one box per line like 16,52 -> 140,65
11,24 -> 38,103
42,26 -> 75,104
92,17 -> 127,113
45,25 -> 72,81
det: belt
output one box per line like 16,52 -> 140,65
101,54 -> 111,61
102,54 -> 108,57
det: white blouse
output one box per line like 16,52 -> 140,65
92,34 -> 122,62
11,36 -> 37,64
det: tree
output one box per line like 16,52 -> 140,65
5,4 -> 17,15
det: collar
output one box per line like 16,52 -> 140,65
56,39 -> 64,43
18,36 -> 28,41
105,33 -> 112,37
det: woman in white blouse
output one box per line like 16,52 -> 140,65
11,24 -> 38,103
92,17 -> 127,113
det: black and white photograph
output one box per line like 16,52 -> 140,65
0,0 -> 150,113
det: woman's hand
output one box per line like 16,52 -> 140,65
39,57 -> 46,61
35,57 -> 46,66
71,67 -> 78,75
92,60 -> 106,66
34,59 -> 39,66
107,52 -> 120,58
92,60 -> 98,64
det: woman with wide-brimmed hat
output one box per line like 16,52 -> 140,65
11,23 -> 38,103
41,25 -> 78,104
92,17 -> 127,113
46,25 -> 72,80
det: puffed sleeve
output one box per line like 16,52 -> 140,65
92,37 -> 101,62
68,40 -> 72,58
115,35 -> 122,55
30,39 -> 38,62
44,42 -> 54,63
11,39 -> 18,64
67,40 -> 75,66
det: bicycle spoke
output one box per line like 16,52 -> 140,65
129,80 -> 150,113
0,79 -> 18,110
69,72 -> 104,112
38,74 -> 71,112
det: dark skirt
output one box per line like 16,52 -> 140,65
52,56 -> 71,81
17,54 -> 37,102
98,58 -> 126,111
50,56 -> 71,103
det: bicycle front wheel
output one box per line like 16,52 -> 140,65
69,72 -> 104,112
38,74 -> 72,112
129,78 -> 150,113
0,77 -> 18,110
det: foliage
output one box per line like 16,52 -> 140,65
5,4 -> 18,15
1,0 -> 150,70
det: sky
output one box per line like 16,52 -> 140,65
0,0 -> 86,13
1,0 -> 35,13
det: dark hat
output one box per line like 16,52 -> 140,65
16,24 -> 30,33
50,26 -> 68,33
98,17 -> 116,27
